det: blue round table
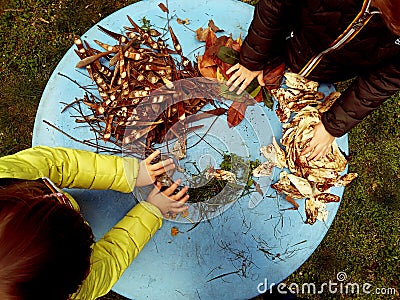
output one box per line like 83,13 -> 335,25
32,0 -> 348,299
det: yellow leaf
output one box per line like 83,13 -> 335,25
216,67 -> 226,83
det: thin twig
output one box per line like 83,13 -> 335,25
186,116 -> 219,150
206,270 -> 240,282
42,120 -> 121,154
192,131 -> 224,156
58,72 -> 102,101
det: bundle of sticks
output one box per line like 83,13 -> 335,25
66,11 -> 226,158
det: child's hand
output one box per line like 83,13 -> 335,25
146,179 -> 189,218
136,150 -> 175,187
301,122 -> 335,161
226,63 -> 264,95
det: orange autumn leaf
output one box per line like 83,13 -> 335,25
198,52 -> 216,69
177,17 -> 190,25
285,195 -> 299,210
207,36 -> 230,60
205,27 -> 218,49
227,101 -> 247,128
197,55 -> 217,78
171,227 -> 180,236
231,40 -> 241,52
198,35 -> 231,79
222,36 -> 234,48
195,20 -> 223,42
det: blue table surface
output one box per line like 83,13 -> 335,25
32,0 -> 348,299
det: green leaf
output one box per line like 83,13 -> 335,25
249,85 -> 261,98
219,85 -> 243,102
217,46 -> 239,65
245,77 -> 260,95
217,46 -> 261,97
219,85 -> 255,105
261,86 -> 274,109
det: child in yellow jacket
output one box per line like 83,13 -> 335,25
0,146 -> 189,300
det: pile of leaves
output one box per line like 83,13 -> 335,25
256,73 -> 358,224
195,23 -> 285,127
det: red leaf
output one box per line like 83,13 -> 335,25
231,40 -> 241,52
176,100 -> 186,121
207,36 -> 230,61
186,107 -> 227,123
198,35 -> 232,79
262,62 -> 285,92
224,37 -> 241,52
254,90 -> 263,103
217,60 -> 232,79
227,102 -> 247,127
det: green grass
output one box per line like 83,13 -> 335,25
0,0 -> 399,299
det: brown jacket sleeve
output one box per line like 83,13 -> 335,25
239,0 -> 298,70
321,60 -> 400,137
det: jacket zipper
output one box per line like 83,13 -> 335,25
299,0 -> 380,77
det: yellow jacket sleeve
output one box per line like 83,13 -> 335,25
72,202 -> 162,300
0,146 -> 164,299
0,146 -> 138,193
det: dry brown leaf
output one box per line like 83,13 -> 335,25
253,180 -> 264,196
314,193 -> 340,203
185,107 -> 227,123
198,50 -> 216,68
208,20 -> 223,32
195,27 -> 211,42
75,50 -> 114,68
158,3 -> 169,13
177,17 -> 190,25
